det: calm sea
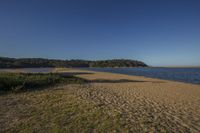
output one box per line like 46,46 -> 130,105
82,67 -> 200,84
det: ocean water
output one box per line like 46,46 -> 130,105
82,67 -> 200,84
21,68 -> 54,73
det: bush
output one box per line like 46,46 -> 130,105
0,73 -> 86,92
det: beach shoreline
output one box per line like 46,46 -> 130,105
1,68 -> 200,132
55,68 -> 200,86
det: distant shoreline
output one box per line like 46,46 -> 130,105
151,66 -> 200,68
0,57 -> 147,68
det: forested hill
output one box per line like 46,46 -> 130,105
0,57 -> 148,68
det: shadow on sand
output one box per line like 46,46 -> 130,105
88,79 -> 147,83
60,72 -> 94,76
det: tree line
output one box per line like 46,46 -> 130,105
0,57 -> 148,68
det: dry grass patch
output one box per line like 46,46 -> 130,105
0,86 -> 130,133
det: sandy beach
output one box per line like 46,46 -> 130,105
1,68 -> 200,132
55,68 -> 200,132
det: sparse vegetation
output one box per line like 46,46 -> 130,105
0,88 -> 128,133
0,73 -> 86,92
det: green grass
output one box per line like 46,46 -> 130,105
0,72 -> 86,92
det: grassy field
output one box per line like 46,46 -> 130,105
0,72 -> 86,93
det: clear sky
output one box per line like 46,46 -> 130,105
0,0 -> 200,66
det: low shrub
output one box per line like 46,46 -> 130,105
0,73 -> 86,92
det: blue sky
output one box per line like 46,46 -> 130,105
0,0 -> 200,66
